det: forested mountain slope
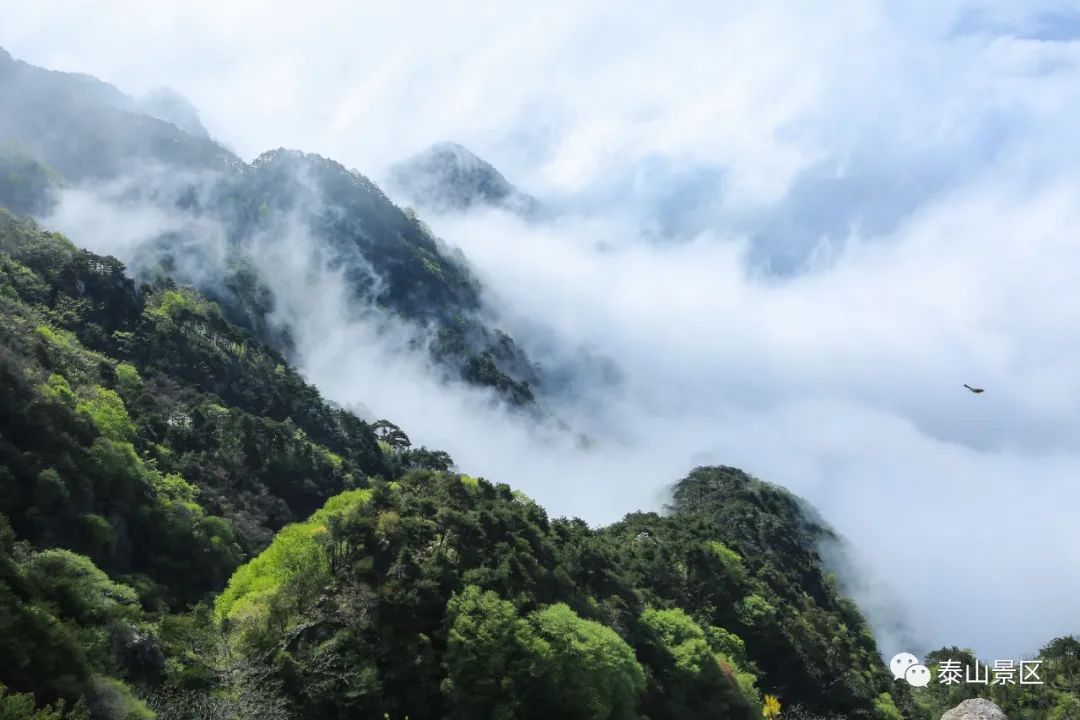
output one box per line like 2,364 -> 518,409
3,45 -> 1078,720
0,47 -> 540,407
0,207 -> 923,719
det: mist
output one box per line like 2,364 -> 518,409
9,0 -> 1080,662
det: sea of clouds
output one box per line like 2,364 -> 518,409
8,0 -> 1080,660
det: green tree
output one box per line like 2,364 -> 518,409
442,586 -> 528,720
76,386 -> 135,442
1049,693 -> 1080,720
0,683 -> 87,720
525,603 -> 644,720
22,549 -> 137,629
638,607 -> 756,720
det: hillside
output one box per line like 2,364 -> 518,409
0,207 -> 924,719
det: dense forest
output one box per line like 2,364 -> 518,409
0,207 -> 909,719
1,45 -> 1078,720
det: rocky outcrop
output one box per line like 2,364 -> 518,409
941,698 -> 1007,720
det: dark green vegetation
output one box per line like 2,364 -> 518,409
0,46 -> 540,407
0,207 -> 929,718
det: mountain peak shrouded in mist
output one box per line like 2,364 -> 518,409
136,86 -> 211,138
0,50 -> 543,408
388,141 -> 539,215
0,46 -> 240,181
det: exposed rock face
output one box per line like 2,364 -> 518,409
941,698 -> 1007,720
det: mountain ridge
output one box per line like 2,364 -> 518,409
0,47 -> 542,408
0,203 -> 928,720
1,45 -> 1078,720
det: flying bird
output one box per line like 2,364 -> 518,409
963,384 -> 985,394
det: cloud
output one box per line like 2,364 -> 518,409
416,173 -> 1080,660
10,0 -> 1080,660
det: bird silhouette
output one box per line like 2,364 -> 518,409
963,384 -> 985,394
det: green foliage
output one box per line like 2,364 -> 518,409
113,363 -> 141,396
86,676 -> 154,720
0,209 -> 386,608
1049,693 -> 1080,720
214,488 -> 372,630
80,515 -> 114,556
604,466 -> 908,718
39,373 -> 75,407
707,625 -> 748,664
442,586 -> 528,719
147,289 -> 211,322
525,603 -> 644,720
707,540 -> 747,584
215,522 -> 326,630
151,473 -> 199,504
22,548 -> 138,624
76,386 -> 135,442
641,607 -> 715,675
736,593 -> 776,627
875,692 -> 904,720
34,324 -> 74,349
0,683 -> 87,720
0,518 -> 139,717
912,640 -> 1080,720
33,469 -> 69,512
638,607 -> 757,719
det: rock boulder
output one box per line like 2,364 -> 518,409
941,698 -> 1007,720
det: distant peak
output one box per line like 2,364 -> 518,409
251,148 -> 344,173
136,86 -> 210,138
388,141 -> 538,215
428,140 -> 471,153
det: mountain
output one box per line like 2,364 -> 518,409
0,206 -> 924,719
0,48 -> 540,407
2,47 -> 1078,720
135,87 -> 211,139
0,46 -> 240,181
388,141 -> 540,215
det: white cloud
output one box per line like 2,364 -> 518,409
10,0 -> 1080,659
